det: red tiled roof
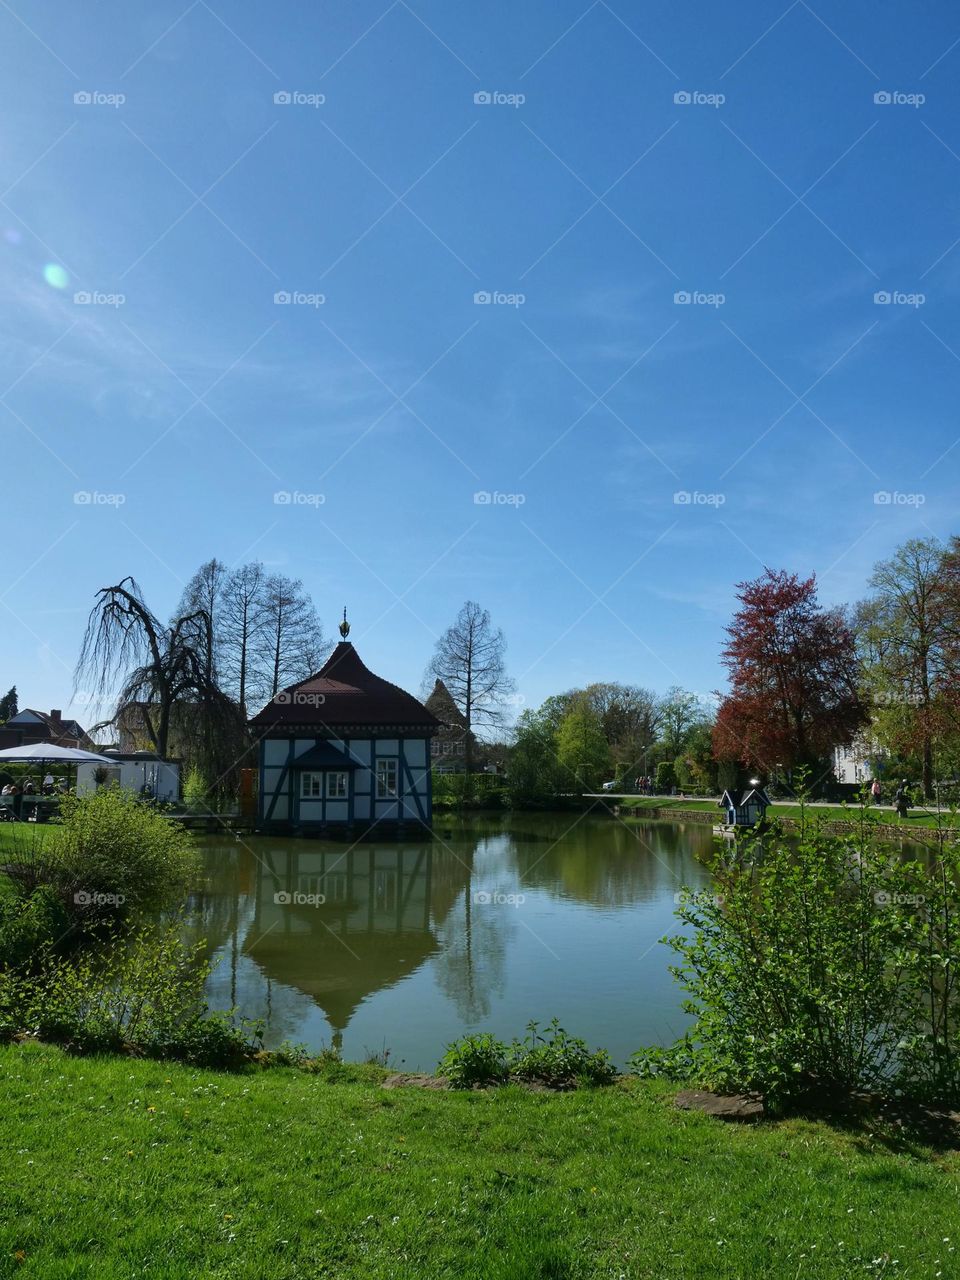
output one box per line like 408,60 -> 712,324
248,643 -> 440,732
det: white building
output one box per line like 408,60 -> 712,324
76,751 -> 181,802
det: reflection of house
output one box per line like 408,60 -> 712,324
424,679 -> 473,772
248,617 -> 440,834
244,844 -> 442,1048
0,708 -> 93,752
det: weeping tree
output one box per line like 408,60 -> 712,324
75,578 -> 248,797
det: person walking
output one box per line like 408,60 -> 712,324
870,778 -> 882,805
894,779 -> 910,819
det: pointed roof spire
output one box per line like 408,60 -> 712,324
339,607 -> 350,640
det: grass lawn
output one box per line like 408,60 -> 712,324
1,1043 -> 958,1279
617,796 -> 960,831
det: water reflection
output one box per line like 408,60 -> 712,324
190,815 -> 716,1068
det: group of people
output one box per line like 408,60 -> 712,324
0,775 -> 70,821
634,776 -> 655,795
869,777 -> 913,817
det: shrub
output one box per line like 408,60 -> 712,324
0,887 -> 73,970
183,766 -> 209,811
440,1022 -> 618,1089
632,823 -> 960,1107
6,787 -> 196,918
439,1032 -> 509,1087
509,1019 -> 618,1088
28,923 -> 260,1066
655,761 -> 676,793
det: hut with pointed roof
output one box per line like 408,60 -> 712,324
248,613 -> 440,834
424,678 -> 476,773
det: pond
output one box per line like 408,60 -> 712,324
187,813 -> 719,1071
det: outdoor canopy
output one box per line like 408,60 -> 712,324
0,744 -> 119,765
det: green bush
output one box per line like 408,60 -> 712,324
183,765 -> 209,812
6,787 -> 196,918
440,1022 -> 618,1089
655,761 -> 676,793
509,1019 -> 618,1088
27,923 -> 260,1066
0,887 -> 73,970
439,1032 -> 509,1087
632,823 -> 960,1107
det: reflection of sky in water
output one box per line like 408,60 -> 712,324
190,815 -> 716,1071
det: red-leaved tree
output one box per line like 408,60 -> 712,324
713,568 -> 867,780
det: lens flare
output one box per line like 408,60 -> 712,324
43,263 -> 69,289
3,229 -> 21,245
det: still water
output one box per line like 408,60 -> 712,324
187,814 -> 716,1071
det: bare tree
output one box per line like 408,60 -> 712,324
220,562 -> 268,715
426,601 -> 515,771
260,574 -> 327,698
175,558 -> 228,691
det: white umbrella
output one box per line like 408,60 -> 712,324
0,744 -> 119,765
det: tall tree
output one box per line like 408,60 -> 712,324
0,686 -> 17,724
859,537 -> 954,797
176,558 -> 228,692
260,574 -> 326,698
580,682 -> 661,779
426,601 -> 515,771
713,568 -> 866,784
220,561 -> 268,715
555,701 -> 611,793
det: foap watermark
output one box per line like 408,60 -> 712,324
474,290 -> 525,307
874,290 -> 925,307
74,491 -> 126,506
670,890 -> 727,911
274,490 -> 325,507
74,290 -> 125,308
874,90 -> 924,108
473,890 -> 526,907
274,90 -> 325,107
474,490 -> 526,506
74,90 -> 125,108
674,90 -> 725,108
274,890 -> 327,906
74,890 -> 126,907
874,491 -> 925,507
873,890 -> 926,908
274,290 -> 325,307
874,689 -> 924,707
474,90 -> 525,108
674,490 -> 725,507
674,289 -> 725,307
274,690 -> 326,707
504,692 -> 527,708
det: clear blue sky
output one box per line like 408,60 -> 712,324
2,0 -> 958,725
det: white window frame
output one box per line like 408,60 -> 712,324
326,771 -> 348,799
376,758 -> 398,799
300,772 -> 323,799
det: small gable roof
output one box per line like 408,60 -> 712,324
719,787 -> 771,809
288,742 -> 359,770
249,642 -> 440,733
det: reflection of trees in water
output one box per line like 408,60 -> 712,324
433,880 -> 510,1025
505,817 -> 715,907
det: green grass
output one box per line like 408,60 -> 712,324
617,796 -> 960,830
1,1043 -> 958,1279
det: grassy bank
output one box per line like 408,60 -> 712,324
1,1042 -> 958,1279
617,796 -> 960,831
